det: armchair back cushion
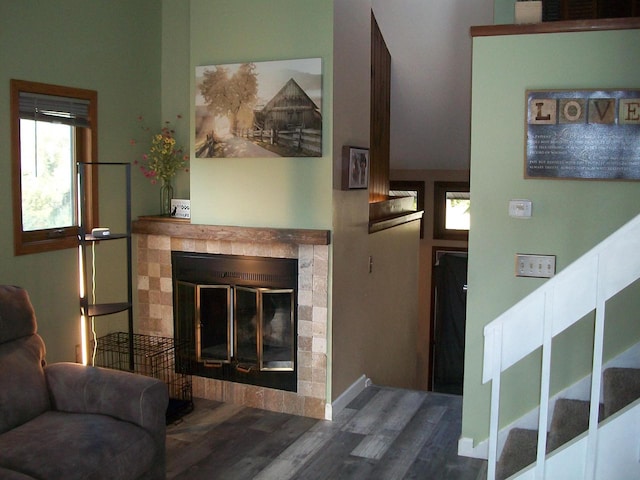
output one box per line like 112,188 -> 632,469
0,286 -> 49,434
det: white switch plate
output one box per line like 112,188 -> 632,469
509,199 -> 532,218
516,254 -> 556,278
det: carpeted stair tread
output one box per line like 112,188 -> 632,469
496,428 -> 538,480
603,367 -> 640,418
496,367 -> 640,478
547,398 -> 603,451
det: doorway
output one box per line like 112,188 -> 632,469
430,248 -> 468,395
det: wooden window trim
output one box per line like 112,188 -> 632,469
390,180 -> 425,238
11,79 -> 99,255
433,181 -> 469,241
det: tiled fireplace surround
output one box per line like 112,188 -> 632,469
132,217 -> 331,420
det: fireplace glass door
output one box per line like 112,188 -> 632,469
197,285 -> 231,366
172,251 -> 298,391
235,287 -> 295,372
260,289 -> 295,371
234,287 -> 258,369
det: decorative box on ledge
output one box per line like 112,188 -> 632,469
515,1 -> 542,24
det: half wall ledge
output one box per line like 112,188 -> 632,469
132,216 -> 331,246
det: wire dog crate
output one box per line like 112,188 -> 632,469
94,332 -> 193,423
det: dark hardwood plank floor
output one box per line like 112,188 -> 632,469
166,385 -> 487,480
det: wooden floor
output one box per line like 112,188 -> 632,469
166,385 -> 487,479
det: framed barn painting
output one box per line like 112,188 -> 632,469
195,58 -> 322,158
342,146 -> 369,190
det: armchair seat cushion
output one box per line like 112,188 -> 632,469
0,411 -> 156,480
0,468 -> 36,480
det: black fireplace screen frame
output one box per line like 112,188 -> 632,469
172,251 -> 298,392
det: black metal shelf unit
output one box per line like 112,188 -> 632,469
77,162 -> 134,370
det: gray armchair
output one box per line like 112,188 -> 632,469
0,285 -> 168,480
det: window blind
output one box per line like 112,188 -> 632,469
19,91 -> 90,128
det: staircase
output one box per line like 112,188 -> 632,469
497,367 -> 640,479
482,213 -> 640,480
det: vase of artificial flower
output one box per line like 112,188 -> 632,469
132,115 -> 189,216
160,177 -> 174,216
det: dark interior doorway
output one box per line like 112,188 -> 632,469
430,249 -> 468,395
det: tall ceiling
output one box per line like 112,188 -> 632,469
372,0 -> 494,171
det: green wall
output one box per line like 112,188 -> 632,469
187,0 -> 334,230
0,0 -> 162,362
494,0 -> 515,24
463,28 -> 640,444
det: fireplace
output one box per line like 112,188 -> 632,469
133,217 -> 330,419
172,251 -> 298,391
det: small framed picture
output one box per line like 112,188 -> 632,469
342,146 -> 369,190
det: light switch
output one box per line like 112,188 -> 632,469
516,254 -> 556,278
509,199 -> 532,218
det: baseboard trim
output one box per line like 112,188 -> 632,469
330,374 -> 371,419
458,436 -> 489,459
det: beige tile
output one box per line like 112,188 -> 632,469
137,302 -> 150,318
160,277 -> 173,293
149,290 -> 161,305
148,261 -> 160,278
298,305 -> 313,322
310,382 -> 326,400
298,336 -> 312,352
137,261 -> 149,276
161,291 -> 173,306
206,240 -> 222,254
298,351 -> 312,368
298,381 -> 312,397
283,392 -> 305,417
245,387 -> 265,409
138,275 -> 150,290
149,276 -> 161,291
138,289 -> 149,304
304,397 -> 326,419
312,352 -> 327,370
147,249 -> 160,263
159,249 -> 172,265
297,366 -> 312,382
312,337 -> 327,355
298,289 -> 312,308
298,320 -> 312,337
313,245 -> 329,276
263,388 -> 285,413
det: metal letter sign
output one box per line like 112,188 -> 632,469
525,90 -> 640,180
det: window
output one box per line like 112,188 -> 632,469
390,180 -> 425,238
11,79 -> 98,255
433,181 -> 470,241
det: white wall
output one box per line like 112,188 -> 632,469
331,0 -> 421,399
372,0 -> 494,170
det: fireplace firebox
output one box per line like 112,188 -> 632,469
172,251 -> 297,392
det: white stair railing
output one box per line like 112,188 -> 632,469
483,213 -> 640,480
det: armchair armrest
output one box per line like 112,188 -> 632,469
44,362 -> 168,436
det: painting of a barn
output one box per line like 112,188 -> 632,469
255,78 -> 322,131
195,58 -> 322,158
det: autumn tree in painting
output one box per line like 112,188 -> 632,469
199,63 -> 258,136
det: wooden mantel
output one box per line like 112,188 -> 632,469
132,216 -> 331,246
471,17 -> 640,37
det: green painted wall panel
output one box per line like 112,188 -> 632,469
0,0 -> 162,362
188,0 -> 334,229
464,29 -> 640,443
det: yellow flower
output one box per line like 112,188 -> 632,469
133,115 -> 189,184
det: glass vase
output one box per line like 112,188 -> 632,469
160,178 -> 174,216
